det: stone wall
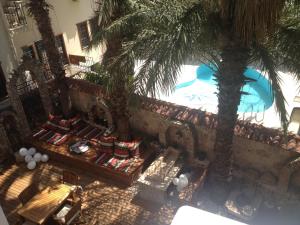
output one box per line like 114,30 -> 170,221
67,78 -> 300,190
131,108 -> 299,175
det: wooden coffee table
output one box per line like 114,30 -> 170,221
17,183 -> 74,224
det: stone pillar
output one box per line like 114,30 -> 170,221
20,59 -> 54,116
32,66 -> 53,116
0,123 -> 12,163
165,121 -> 196,158
158,123 -> 169,146
6,80 -> 31,138
277,157 -> 300,193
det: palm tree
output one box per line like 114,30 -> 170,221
27,0 -> 72,117
106,0 -> 300,186
90,1 -> 135,141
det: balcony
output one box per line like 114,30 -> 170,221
3,1 -> 27,30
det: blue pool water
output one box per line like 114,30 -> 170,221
175,64 -> 274,112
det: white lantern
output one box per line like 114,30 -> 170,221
176,182 -> 185,192
176,175 -> 189,192
179,175 -> 189,187
28,147 -> 36,156
41,154 -> 49,162
33,153 -> 42,162
19,148 -> 28,157
27,160 -> 36,170
173,178 -> 179,186
25,155 -> 33,163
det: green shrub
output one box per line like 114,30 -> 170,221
84,63 -> 110,86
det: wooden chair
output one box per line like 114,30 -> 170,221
53,198 -> 82,225
14,219 -> 36,225
62,170 -> 79,186
18,183 -> 39,205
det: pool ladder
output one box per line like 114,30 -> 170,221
242,105 -> 266,123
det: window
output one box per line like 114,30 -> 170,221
77,21 -> 90,49
89,17 -> 99,39
3,1 -> 27,29
22,46 -> 36,59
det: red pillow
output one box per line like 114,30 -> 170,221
98,136 -> 116,154
68,115 -> 82,129
48,114 -> 62,122
114,141 -> 131,158
129,141 -> 141,157
114,140 -> 141,158
42,116 -> 70,134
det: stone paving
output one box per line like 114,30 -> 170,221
0,161 -> 177,225
1,161 -> 300,225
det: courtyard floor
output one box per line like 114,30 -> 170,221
0,161 -> 177,225
1,160 -> 300,225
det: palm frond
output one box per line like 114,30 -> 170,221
220,0 -> 285,45
112,0 -> 219,97
89,10 -> 145,50
251,43 -> 289,132
26,0 -> 52,16
271,5 -> 300,80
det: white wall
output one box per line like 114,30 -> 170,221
48,0 -> 104,63
2,0 -> 104,78
0,205 -> 9,225
0,2 -> 18,79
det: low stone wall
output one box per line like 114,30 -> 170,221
131,108 -> 299,178
67,78 -> 300,190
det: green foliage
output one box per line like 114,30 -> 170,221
26,0 -> 52,16
103,0 -> 300,130
84,63 -> 110,86
89,0 -> 300,131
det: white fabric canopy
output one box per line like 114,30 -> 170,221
0,205 -> 9,225
171,206 -> 248,225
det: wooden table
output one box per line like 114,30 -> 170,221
17,183 -> 74,224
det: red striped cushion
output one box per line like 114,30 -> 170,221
114,140 -> 141,158
48,114 -> 62,122
69,114 -> 81,128
98,136 -> 116,154
42,115 -> 71,133
114,148 -> 130,158
114,141 -> 131,158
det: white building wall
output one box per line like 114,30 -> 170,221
48,0 -> 104,63
0,0 -> 104,79
0,205 -> 9,225
0,2 -> 18,79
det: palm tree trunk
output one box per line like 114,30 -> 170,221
211,42 -> 249,182
102,39 -> 132,141
28,0 -> 72,117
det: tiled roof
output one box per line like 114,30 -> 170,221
139,97 -> 300,153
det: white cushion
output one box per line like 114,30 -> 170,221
54,204 -> 72,223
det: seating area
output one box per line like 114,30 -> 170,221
28,114 -> 153,186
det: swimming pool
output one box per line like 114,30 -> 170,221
174,64 -> 274,113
